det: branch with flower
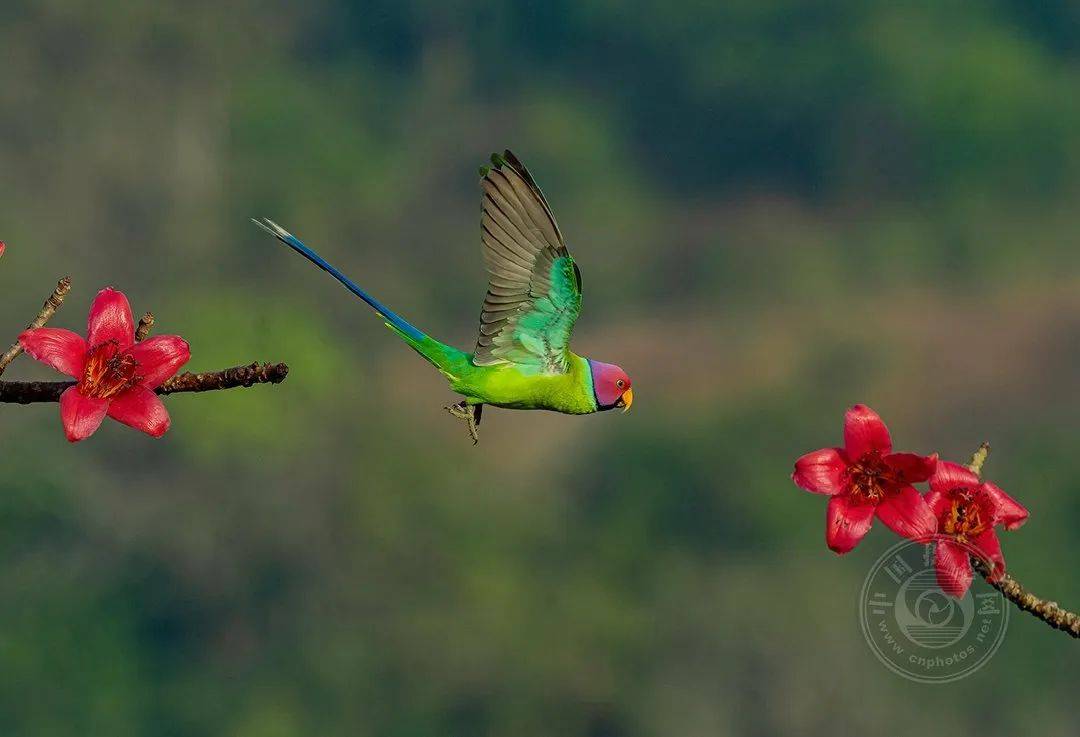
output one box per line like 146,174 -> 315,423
792,405 -> 1079,639
0,244 -> 287,442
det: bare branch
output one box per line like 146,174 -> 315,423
967,441 -> 991,476
157,362 -> 289,394
0,276 -> 72,376
135,312 -> 155,341
973,558 -> 1080,638
964,443 -> 1079,639
0,362 -> 288,403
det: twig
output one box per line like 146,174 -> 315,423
965,443 -> 1080,639
0,362 -> 289,404
157,362 -> 289,394
0,276 -> 72,376
972,558 -> 1080,638
135,312 -> 155,341
967,441 -> 990,476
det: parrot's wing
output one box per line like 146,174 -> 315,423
473,150 -> 582,373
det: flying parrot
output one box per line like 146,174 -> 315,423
254,150 -> 633,443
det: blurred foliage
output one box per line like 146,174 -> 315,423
1,1 -> 1079,735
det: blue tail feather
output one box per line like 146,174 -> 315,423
253,218 -> 426,342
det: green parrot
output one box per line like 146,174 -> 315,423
254,150 -> 633,443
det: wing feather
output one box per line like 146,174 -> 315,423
482,200 -> 542,261
481,184 -> 547,252
472,151 -> 581,371
483,175 -> 546,249
481,219 -> 536,270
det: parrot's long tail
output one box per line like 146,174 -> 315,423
252,218 -> 427,342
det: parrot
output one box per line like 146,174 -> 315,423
253,150 -> 633,443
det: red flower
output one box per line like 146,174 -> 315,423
0,241 -> 6,258
19,287 -> 190,442
792,404 -> 938,553
926,461 -> 1028,598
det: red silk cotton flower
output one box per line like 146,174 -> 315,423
926,461 -> 1029,598
792,405 -> 938,553
19,287 -> 190,442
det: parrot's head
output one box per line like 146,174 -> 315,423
588,360 -> 633,413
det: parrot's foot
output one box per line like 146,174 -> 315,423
444,401 -> 482,444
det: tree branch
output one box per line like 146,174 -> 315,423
157,362 -> 289,394
0,362 -> 288,404
0,276 -> 72,376
966,444 -> 1080,639
135,311 -> 155,341
972,558 -> 1080,638
967,441 -> 990,476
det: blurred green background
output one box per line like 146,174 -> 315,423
1,1 -> 1079,735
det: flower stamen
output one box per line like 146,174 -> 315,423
943,490 -> 986,541
79,340 -> 142,399
847,451 -> 899,503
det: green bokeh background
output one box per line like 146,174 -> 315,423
1,2 -> 1078,735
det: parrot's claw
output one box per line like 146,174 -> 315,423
444,401 -> 482,444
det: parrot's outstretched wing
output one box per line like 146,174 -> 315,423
473,150 -> 582,373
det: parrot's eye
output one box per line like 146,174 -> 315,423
616,379 -> 625,389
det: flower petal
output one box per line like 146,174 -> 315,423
106,387 -> 171,437
930,460 -> 979,493
843,404 -> 892,459
972,528 -> 1006,580
935,540 -> 974,599
130,335 -> 191,389
825,495 -> 876,554
876,485 -> 937,542
885,452 -> 938,484
980,482 -> 1028,530
924,488 -> 951,521
792,448 -> 849,495
87,287 -> 135,349
59,386 -> 109,442
18,328 -> 87,377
